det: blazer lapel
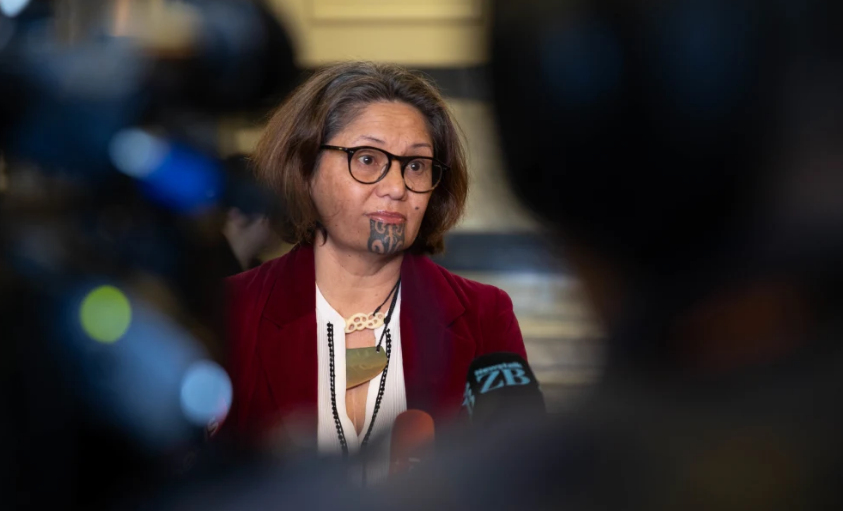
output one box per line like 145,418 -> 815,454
257,245 -> 319,434
400,254 -> 470,419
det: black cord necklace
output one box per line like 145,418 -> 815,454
372,279 -> 400,320
327,278 -> 401,457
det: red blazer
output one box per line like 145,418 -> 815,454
224,244 -> 526,445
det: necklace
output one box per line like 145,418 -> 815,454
328,278 -> 400,457
344,279 -> 400,333
344,279 -> 400,388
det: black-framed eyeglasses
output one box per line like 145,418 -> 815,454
320,145 -> 448,193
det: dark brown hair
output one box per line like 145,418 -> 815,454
253,61 -> 468,255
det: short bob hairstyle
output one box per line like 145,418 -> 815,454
253,61 -> 468,255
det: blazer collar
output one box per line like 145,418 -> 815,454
400,252 -> 465,327
399,252 -> 467,417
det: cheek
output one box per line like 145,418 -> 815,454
311,168 -> 346,216
309,176 -> 331,217
312,171 -> 370,227
409,195 -> 432,228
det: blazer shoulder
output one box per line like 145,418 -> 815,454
421,257 -> 525,358
226,253 -> 287,300
422,257 -> 512,315
225,253 -> 295,333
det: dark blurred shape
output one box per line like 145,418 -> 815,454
219,153 -> 280,276
222,154 -> 277,218
145,0 -> 297,114
0,0 -> 296,175
0,2 -> 295,510
478,0 -> 843,509
492,0 -> 843,365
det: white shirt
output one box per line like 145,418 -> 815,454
315,284 -> 407,485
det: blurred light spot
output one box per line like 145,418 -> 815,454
180,361 -> 232,426
109,128 -> 168,179
109,128 -> 222,212
141,144 -> 223,212
0,0 -> 30,17
80,285 -> 132,343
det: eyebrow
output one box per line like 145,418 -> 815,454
354,135 -> 386,145
351,135 -> 433,151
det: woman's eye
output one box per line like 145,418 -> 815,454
408,161 -> 426,172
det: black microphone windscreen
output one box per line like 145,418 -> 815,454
463,352 -> 545,429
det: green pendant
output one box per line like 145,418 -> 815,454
346,347 -> 387,389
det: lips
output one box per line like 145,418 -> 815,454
367,211 -> 407,224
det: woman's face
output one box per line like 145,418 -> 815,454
311,101 -> 434,256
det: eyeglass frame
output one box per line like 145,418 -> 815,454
319,145 -> 448,193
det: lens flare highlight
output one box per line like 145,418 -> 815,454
79,285 -> 132,343
180,360 -> 233,426
0,0 -> 31,17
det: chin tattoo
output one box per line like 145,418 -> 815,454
367,219 -> 405,255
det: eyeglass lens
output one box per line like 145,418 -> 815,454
349,148 -> 442,191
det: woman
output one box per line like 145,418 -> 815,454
225,62 -> 526,481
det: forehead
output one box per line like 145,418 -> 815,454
338,102 -> 432,146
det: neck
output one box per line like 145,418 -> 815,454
313,234 -> 403,318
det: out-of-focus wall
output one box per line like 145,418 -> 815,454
266,0 -> 490,67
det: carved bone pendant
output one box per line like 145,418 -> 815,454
345,312 -> 386,334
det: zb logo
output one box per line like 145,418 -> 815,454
462,382 -> 475,413
474,363 -> 531,394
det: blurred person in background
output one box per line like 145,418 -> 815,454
219,153 -> 280,277
223,61 -> 526,484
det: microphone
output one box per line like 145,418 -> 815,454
462,353 -> 546,430
389,410 -> 435,477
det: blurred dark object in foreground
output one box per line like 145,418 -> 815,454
493,0 -> 843,369
0,1 -> 295,510
0,0 -> 296,174
481,0 -> 843,508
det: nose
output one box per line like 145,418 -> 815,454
375,159 -> 408,200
